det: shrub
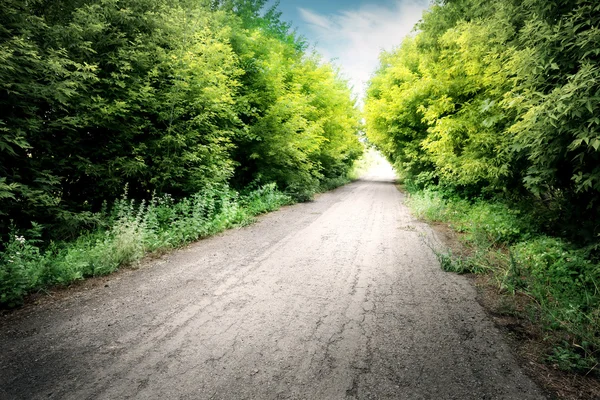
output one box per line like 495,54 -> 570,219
0,229 -> 47,307
407,186 -> 600,374
512,237 -> 599,308
0,182 -> 294,307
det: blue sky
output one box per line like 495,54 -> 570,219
268,1 -> 431,101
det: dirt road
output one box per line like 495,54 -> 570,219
0,163 -> 545,399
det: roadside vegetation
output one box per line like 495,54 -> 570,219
406,190 -> 599,376
365,0 -> 600,376
0,0 -> 363,307
1,183 -> 291,307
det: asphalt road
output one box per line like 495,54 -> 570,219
0,162 -> 545,399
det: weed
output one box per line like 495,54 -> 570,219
320,176 -> 351,192
548,342 -> 598,375
434,249 -> 493,275
0,226 -> 47,307
0,183 -> 293,307
406,186 -> 600,376
241,183 -> 292,216
406,190 -> 448,222
435,250 -> 469,274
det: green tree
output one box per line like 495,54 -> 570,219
0,0 -> 361,241
365,0 -> 600,240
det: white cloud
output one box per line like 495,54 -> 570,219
298,1 -> 430,104
299,8 -> 332,30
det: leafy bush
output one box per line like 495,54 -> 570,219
512,237 -> 600,307
407,189 -> 533,247
511,238 -> 600,366
241,183 -> 292,215
407,186 -> 600,375
0,183 -> 292,307
0,0 -> 362,244
365,0 -> 600,243
405,190 -> 448,222
454,203 -> 531,247
0,228 -> 47,307
319,176 -> 351,192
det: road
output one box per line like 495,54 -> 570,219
0,162 -> 544,399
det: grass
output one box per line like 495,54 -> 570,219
0,183 -> 291,308
0,149 -> 375,309
406,188 -> 600,376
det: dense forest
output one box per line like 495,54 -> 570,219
0,0 -> 362,237
0,0 -> 362,305
366,0 -> 599,375
367,0 -> 600,241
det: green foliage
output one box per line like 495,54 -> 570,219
365,0 -> 600,242
240,183 -> 292,216
0,0 -> 361,305
0,0 -> 361,242
0,183 -> 291,307
230,31 -> 362,200
365,37 -> 434,184
404,189 -> 448,222
512,238 -> 599,306
508,1 -> 600,203
407,186 -> 599,375
369,0 -> 600,371
0,226 -> 47,307
548,342 -> 598,375
408,189 -> 532,247
435,250 -> 473,274
511,237 -> 600,374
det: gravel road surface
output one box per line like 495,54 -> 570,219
0,163 -> 545,399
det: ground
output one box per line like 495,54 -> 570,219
1,163 -> 545,399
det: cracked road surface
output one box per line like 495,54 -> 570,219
0,162 -> 545,400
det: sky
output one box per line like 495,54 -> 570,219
268,0 -> 431,102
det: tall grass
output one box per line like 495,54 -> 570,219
406,189 -> 600,375
0,183 -> 291,307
